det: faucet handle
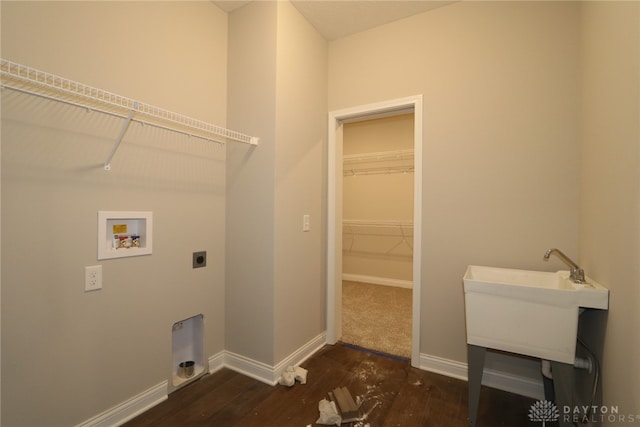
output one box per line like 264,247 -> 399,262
571,268 -> 586,284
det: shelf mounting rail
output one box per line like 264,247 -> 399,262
0,58 -> 259,170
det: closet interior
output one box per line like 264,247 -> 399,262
341,113 -> 415,358
342,113 -> 415,287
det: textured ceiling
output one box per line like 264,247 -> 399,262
213,1 -> 454,41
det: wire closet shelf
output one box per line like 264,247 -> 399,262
343,220 -> 414,256
0,58 -> 259,169
343,149 -> 414,176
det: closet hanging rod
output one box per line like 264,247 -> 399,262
0,58 -> 259,168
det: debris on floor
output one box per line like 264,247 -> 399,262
316,386 -> 363,425
278,365 -> 308,387
315,358 -> 392,426
279,366 -> 296,387
295,366 -> 308,384
330,387 -> 359,422
316,398 -> 342,426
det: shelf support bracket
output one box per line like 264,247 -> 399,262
104,103 -> 138,170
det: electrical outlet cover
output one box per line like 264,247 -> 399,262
192,251 -> 207,268
85,265 -> 103,291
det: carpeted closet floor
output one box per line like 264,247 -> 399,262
341,280 -> 412,359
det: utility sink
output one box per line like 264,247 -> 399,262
463,265 -> 609,363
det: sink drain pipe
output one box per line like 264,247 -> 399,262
541,356 -> 591,403
541,355 -> 593,380
541,337 -> 601,425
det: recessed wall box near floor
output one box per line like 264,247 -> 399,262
98,211 -> 153,260
171,314 -> 205,390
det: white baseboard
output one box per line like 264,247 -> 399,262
342,273 -> 412,289
208,350 -> 226,374
223,350 -> 279,385
482,366 -> 545,400
419,352 -> 468,380
76,333 -> 326,427
223,331 -> 327,385
75,381 -> 167,427
77,335 -> 543,427
273,331 -> 327,376
419,353 -> 544,400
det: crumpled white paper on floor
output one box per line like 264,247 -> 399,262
316,398 -> 342,426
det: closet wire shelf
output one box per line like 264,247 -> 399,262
343,149 -> 414,176
0,58 -> 259,169
343,220 -> 414,257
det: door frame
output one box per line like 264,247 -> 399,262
326,95 -> 423,367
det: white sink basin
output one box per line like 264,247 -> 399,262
463,265 -> 609,363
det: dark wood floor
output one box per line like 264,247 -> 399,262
124,343 -> 538,426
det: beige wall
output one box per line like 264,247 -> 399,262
343,114 -> 414,155
580,1 -> 640,422
273,1 -> 327,363
329,1 -> 581,363
1,2 -> 229,426
226,1 -> 327,365
226,0 -> 278,365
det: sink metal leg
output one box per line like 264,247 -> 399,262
468,344 -> 486,427
550,361 -> 575,427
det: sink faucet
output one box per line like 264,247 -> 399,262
544,248 -> 585,284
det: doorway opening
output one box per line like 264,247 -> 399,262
341,114 -> 414,360
327,95 -> 423,367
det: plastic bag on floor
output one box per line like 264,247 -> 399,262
316,398 -> 342,426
